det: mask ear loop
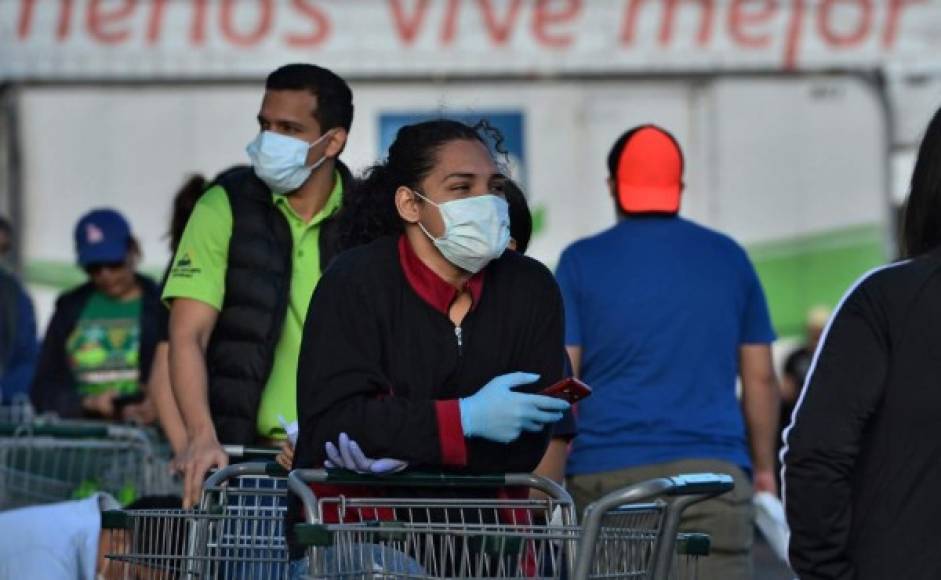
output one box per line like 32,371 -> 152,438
411,189 -> 442,242
306,129 -> 335,172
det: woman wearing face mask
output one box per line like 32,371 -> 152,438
288,120 -> 569,562
31,209 -> 162,423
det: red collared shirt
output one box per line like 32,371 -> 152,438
397,234 -> 484,315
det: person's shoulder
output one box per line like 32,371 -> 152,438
321,236 -> 399,284
210,166 -> 255,193
852,258 -> 923,292
176,186 -> 232,246
497,249 -> 553,278
493,251 -> 560,300
55,282 -> 95,307
557,225 -> 626,270
853,254 -> 941,306
679,218 -> 747,253
135,274 -> 162,298
823,260 -> 919,325
193,184 -> 231,214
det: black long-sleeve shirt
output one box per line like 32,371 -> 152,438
288,236 -> 566,557
293,234 -> 565,474
783,250 -> 941,579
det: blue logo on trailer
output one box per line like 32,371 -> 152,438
378,111 -> 527,188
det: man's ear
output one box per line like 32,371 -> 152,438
394,186 -> 421,223
608,178 -> 626,219
324,128 -> 348,158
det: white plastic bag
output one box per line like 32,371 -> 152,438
753,491 -> 790,563
278,415 -> 299,447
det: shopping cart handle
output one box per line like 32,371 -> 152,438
321,469 -> 508,487
666,473 -> 735,496
222,444 -> 282,460
0,422 -> 111,439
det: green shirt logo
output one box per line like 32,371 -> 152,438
172,250 -> 201,278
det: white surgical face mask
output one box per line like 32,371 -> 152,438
414,190 -> 511,274
246,130 -> 332,194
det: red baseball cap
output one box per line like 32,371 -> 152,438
614,125 -> 684,214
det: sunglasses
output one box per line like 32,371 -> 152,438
84,261 -> 127,275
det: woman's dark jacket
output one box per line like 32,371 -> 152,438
31,275 -> 162,417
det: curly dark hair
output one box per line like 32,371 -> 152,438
504,179 -> 532,255
338,118 -> 506,250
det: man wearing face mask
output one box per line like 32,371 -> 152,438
163,64 -> 355,507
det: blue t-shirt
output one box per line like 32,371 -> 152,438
556,217 -> 775,476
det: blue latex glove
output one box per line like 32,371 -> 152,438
324,432 -> 408,474
459,372 -> 570,443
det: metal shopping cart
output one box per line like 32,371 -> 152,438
0,420 -> 178,508
287,469 -> 733,580
101,467 -> 730,580
103,458 -> 289,579
0,394 -> 36,424
103,445 -> 287,577
573,474 -> 731,580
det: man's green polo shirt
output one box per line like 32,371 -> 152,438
162,172 -> 343,439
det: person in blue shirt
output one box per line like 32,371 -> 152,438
0,267 -> 38,404
555,125 -> 781,580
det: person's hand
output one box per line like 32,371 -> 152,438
276,440 -> 295,471
459,372 -> 570,443
179,431 -> 229,509
324,432 -> 408,474
169,452 -> 186,475
753,468 -> 779,496
81,390 -> 119,418
120,397 -> 157,425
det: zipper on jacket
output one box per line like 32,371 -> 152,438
455,326 -> 464,356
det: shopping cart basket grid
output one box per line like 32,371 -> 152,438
290,470 -> 732,580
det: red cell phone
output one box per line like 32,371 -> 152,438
541,377 -> 592,404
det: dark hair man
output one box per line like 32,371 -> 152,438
556,125 -> 780,579
163,64 -> 355,507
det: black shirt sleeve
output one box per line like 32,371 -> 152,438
552,408 -> 578,440
783,280 -> 889,580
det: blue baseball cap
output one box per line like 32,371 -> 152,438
74,208 -> 132,267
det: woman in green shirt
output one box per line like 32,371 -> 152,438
31,209 -> 162,422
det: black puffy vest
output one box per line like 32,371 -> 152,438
206,165 -> 345,445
